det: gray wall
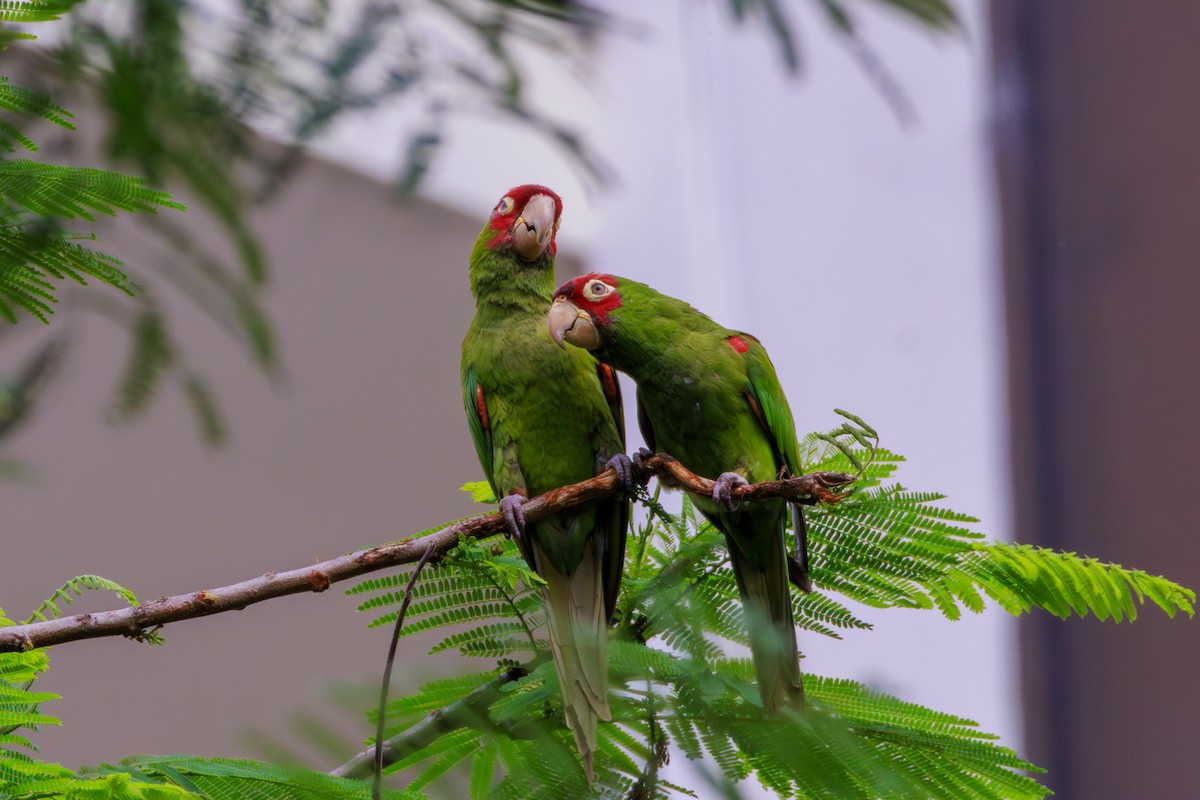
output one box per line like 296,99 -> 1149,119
992,2 -> 1200,797
3,145 -> 504,768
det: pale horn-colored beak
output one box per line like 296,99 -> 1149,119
547,297 -> 601,350
511,193 -> 557,261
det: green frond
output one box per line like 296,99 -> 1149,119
111,310 -> 174,419
355,574 -> 498,608
381,671 -> 499,724
803,473 -> 1193,623
0,79 -> 74,135
387,599 -> 541,638
180,372 -> 225,446
606,640 -> 687,678
868,0 -> 960,31
354,536 -> 548,664
0,0 -> 86,24
0,160 -> 184,221
79,755 -> 422,799
0,77 -> 71,155
430,622 -> 538,659
0,684 -> 56,705
0,754 -> 74,797
809,485 -> 993,614
963,543 -> 1195,622
389,727 -> 481,782
0,706 -> 58,728
799,424 -> 902,479
0,651 -> 47,687
0,221 -> 134,322
487,663 -> 555,725
0,648 -> 66,794
467,740 -> 495,800
792,590 -> 871,637
661,667 -> 1047,799
21,574 -> 143,625
460,480 -> 497,504
345,520 -> 481,598
0,119 -> 37,155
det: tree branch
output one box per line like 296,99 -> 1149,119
332,661 -> 539,780
0,454 -> 853,653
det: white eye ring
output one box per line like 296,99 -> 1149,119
584,280 -> 610,300
496,196 -> 515,215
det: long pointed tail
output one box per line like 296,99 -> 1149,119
534,540 -> 610,783
726,522 -> 804,713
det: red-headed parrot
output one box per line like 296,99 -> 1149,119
548,272 -> 806,712
461,187 -> 630,780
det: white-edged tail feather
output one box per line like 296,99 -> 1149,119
533,538 -> 610,783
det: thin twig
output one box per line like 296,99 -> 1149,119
0,455 -> 854,654
332,662 -> 536,780
372,542 -> 435,800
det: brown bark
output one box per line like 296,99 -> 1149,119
0,454 -> 852,653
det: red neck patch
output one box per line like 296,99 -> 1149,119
727,335 -> 749,354
554,272 -> 623,325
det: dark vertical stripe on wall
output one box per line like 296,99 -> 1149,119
989,2 -> 1076,796
990,2 -> 1200,798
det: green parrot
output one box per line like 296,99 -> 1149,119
548,272 -> 807,712
460,186 -> 630,781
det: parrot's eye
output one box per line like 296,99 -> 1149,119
496,196 -> 515,215
584,280 -> 611,300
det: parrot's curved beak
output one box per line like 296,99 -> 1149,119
548,297 -> 600,350
511,193 -> 557,261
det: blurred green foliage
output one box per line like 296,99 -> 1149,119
0,0 -> 960,450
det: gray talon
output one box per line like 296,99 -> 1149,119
713,472 -> 749,511
605,453 -> 635,489
499,494 -> 527,542
631,447 -> 654,479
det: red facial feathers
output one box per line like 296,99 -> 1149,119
486,184 -> 563,255
553,272 -> 623,325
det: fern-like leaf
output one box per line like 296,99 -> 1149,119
21,574 -> 143,625
111,310 -> 174,419
0,1 -> 86,24
0,77 -> 76,152
964,543 -> 1195,621
0,220 -> 134,322
82,755 -> 421,799
0,160 -> 185,221
806,480 -> 1194,622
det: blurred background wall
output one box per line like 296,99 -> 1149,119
992,3 -> 1200,797
1,1 -> 1195,797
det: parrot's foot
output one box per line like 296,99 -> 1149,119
604,453 -> 637,490
713,472 -> 749,511
498,494 -> 527,543
631,447 -> 655,479
788,555 -> 813,593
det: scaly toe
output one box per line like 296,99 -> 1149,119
713,472 -> 749,511
605,453 -> 636,489
498,494 -> 527,543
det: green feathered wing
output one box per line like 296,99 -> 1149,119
598,279 -> 804,712
461,230 -> 626,782
728,335 -> 806,711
